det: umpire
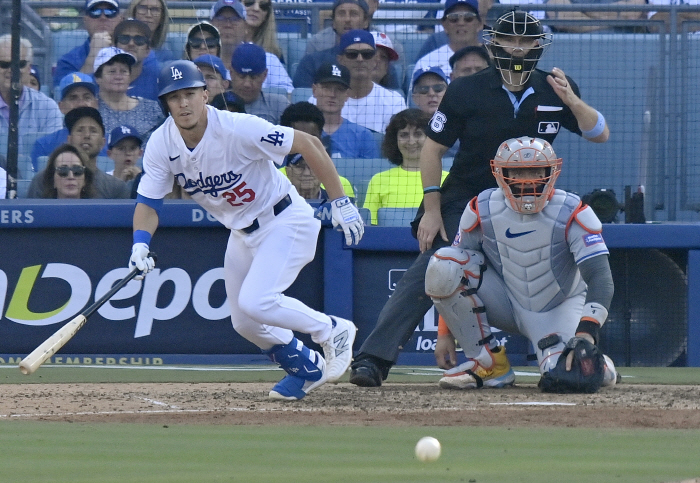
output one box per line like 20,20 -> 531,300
350,10 -> 610,387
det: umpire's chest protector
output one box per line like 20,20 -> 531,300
478,189 -> 582,312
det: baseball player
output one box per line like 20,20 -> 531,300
128,60 -> 364,401
350,10 -> 610,387
426,137 -> 617,393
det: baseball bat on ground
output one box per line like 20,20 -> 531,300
19,254 -> 156,375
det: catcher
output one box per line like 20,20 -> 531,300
425,136 -> 618,393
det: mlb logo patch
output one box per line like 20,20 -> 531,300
583,233 -> 604,247
538,122 -> 559,134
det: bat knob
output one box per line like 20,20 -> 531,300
148,251 -> 157,263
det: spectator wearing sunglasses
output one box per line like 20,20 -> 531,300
113,19 -> 160,101
40,144 -> 97,199
53,0 -> 124,87
331,30 -> 406,133
411,0 -> 483,90
27,107 -> 130,199
411,66 -> 448,116
185,21 -> 222,62
128,0 -> 175,62
243,0 -> 284,61
0,35 -> 63,179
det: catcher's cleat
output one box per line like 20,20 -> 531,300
438,346 -> 515,390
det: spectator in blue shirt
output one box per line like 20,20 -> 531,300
53,0 -> 124,87
0,35 -> 64,179
31,72 -> 108,172
113,18 -> 160,100
312,62 -> 380,159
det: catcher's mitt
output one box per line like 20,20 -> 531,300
539,337 -> 605,393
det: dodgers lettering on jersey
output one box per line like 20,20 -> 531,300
138,106 -> 295,230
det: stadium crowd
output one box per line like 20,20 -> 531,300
1,0 -> 688,223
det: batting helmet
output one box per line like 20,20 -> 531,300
157,60 -> 206,99
490,136 -> 562,214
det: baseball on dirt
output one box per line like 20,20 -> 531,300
415,436 -> 441,462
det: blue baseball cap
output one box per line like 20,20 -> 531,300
444,0 -> 479,16
108,124 -> 142,149
231,43 -> 267,75
337,29 -> 375,53
412,66 -> 448,88
210,0 -> 246,20
58,72 -> 99,101
194,54 -> 231,81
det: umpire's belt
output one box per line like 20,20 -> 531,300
241,194 -> 292,234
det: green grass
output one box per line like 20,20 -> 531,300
1,366 -> 699,481
0,423 -> 698,483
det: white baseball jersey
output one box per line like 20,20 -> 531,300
138,106 -> 295,230
457,188 -> 609,313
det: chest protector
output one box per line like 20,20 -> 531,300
477,188 -> 581,312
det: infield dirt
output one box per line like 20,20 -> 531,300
2,382 -> 700,428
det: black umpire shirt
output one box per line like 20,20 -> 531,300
428,66 -> 582,210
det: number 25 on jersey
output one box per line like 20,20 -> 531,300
223,182 -> 256,206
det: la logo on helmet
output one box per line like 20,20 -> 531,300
171,66 -> 183,80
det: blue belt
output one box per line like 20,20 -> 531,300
241,194 -> 292,234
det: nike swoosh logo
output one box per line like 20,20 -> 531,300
169,155 -> 180,161
505,228 -> 535,238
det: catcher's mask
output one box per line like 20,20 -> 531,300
483,10 -> 552,86
490,136 -> 562,214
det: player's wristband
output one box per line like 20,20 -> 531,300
423,186 -> 441,194
133,229 -> 152,246
581,302 -> 608,326
581,110 -> 606,139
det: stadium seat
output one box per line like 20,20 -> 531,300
97,156 -> 114,174
292,87 -> 313,103
16,179 -> 32,199
377,207 -> 418,227
442,157 -> 454,171
165,32 -> 187,59
50,29 -> 88,66
358,207 -> 371,225
332,157 -> 393,206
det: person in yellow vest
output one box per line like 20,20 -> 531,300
363,108 -> 447,224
